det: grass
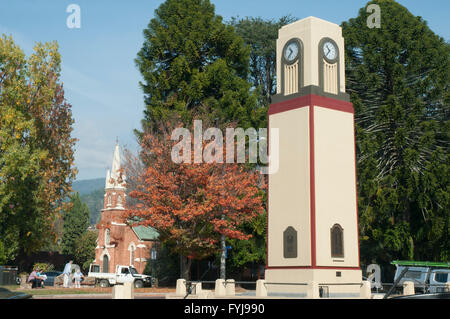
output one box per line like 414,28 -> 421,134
2,284 -> 175,296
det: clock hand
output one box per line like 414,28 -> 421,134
288,48 -> 293,59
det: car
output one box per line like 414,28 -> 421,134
42,271 -> 63,287
0,287 -> 32,299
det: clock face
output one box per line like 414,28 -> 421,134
323,41 -> 337,61
284,41 -> 299,62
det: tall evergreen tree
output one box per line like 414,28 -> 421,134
230,15 -> 296,108
342,0 -> 449,265
135,0 -> 261,134
61,193 -> 90,255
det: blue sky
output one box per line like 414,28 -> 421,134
0,0 -> 448,180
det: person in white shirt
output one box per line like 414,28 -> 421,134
63,260 -> 73,288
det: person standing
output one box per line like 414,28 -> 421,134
73,269 -> 84,288
63,260 -> 73,288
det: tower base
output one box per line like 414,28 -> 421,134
264,268 -> 362,298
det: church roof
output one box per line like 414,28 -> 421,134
132,225 -> 159,241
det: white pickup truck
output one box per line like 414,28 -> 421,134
88,264 -> 153,288
392,260 -> 450,294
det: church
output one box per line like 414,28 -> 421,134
94,142 -> 159,274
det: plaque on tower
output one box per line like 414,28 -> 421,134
265,16 -> 362,298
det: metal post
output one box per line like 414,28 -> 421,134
220,233 -> 226,280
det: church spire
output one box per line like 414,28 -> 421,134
105,140 -> 126,189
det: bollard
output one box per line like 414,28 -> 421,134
306,281 -> 320,299
256,280 -> 267,297
112,284 -> 124,299
403,281 -> 415,296
176,279 -> 187,296
215,279 -> 226,297
226,279 -> 236,296
123,281 -> 134,299
360,281 -> 372,299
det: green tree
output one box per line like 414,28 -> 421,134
0,35 -> 76,262
61,193 -> 90,255
230,15 -> 296,109
342,0 -> 449,265
226,212 -> 266,277
74,231 -> 97,271
135,0 -> 261,134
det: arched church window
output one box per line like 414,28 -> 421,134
107,195 -> 112,207
105,228 -> 110,246
117,195 -> 123,207
103,255 -> 109,273
330,224 -> 344,258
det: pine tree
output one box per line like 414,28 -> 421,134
342,0 -> 449,264
135,0 -> 260,134
61,193 -> 90,255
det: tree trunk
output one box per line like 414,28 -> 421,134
180,255 -> 192,281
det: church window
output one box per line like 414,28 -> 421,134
105,228 -> 110,246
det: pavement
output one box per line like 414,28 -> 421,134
32,292 -> 167,299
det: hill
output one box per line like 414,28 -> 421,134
72,178 -> 105,225
72,178 -> 105,195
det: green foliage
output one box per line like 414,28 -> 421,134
74,231 -> 97,271
61,193 -> 90,255
230,15 -> 296,110
0,241 -> 6,264
32,262 -> 54,272
135,0 -> 261,133
227,212 -> 266,271
80,189 -> 104,225
342,0 -> 449,265
144,243 -> 179,286
0,35 -> 76,262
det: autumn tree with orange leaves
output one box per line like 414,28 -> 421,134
125,122 -> 265,280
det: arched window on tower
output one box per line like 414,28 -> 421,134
105,228 -> 110,246
107,195 -> 112,207
117,195 -> 123,207
330,224 -> 344,258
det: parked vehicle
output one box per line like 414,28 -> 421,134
429,269 -> 450,293
42,271 -> 63,287
392,260 -> 450,294
0,287 -> 32,299
88,264 -> 152,288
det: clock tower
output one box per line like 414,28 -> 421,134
265,17 -> 362,298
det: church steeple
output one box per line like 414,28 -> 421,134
105,141 -> 126,190
104,141 -> 126,210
